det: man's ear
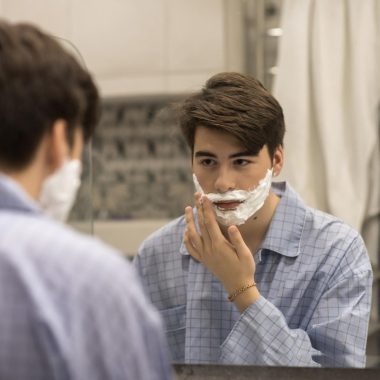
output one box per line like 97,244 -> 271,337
45,119 -> 69,174
272,145 -> 284,177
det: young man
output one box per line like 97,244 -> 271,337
0,20 -> 171,379
134,72 -> 373,367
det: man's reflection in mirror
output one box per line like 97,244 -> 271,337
133,72 -> 372,367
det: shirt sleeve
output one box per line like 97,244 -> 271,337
220,296 -> 322,366
220,240 -> 372,367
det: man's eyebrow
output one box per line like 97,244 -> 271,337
194,150 -> 258,158
229,151 -> 258,158
194,151 -> 217,158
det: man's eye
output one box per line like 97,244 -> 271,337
200,159 -> 216,167
234,159 -> 250,166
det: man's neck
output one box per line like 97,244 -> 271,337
1,138 -> 50,201
1,162 -> 46,201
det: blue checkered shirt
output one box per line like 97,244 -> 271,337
134,182 -> 372,367
0,175 -> 172,380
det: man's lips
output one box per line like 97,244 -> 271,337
213,200 -> 243,210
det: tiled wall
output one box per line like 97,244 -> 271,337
72,96 -> 194,221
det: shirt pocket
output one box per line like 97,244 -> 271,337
160,305 -> 186,362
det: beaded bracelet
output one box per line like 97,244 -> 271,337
228,282 -> 257,302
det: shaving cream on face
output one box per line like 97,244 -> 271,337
192,169 -> 273,226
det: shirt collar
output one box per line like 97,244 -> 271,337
0,174 -> 41,215
180,182 -> 307,258
180,240 -> 188,256
259,181 -> 307,258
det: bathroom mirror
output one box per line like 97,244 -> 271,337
2,0 -> 378,368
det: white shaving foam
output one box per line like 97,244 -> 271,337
192,169 -> 273,226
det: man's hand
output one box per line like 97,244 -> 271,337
184,193 -> 260,312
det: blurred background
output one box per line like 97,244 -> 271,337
1,0 -> 379,366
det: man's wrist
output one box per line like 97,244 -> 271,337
232,286 -> 261,313
228,282 -> 257,302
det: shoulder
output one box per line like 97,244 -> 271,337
277,182 -> 365,252
134,215 -> 187,280
301,206 -> 372,281
138,214 -> 186,254
0,211 -> 168,375
277,183 -> 371,277
304,206 -> 363,251
1,211 -> 116,258
0,211 -> 139,298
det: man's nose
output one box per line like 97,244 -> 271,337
214,168 -> 235,193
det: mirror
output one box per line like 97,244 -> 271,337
3,0 -> 378,369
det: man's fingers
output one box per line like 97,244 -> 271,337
201,196 -> 223,240
184,228 -> 201,262
227,225 -> 251,258
195,193 -> 212,247
185,206 -> 202,250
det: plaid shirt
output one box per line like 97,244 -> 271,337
134,181 -> 372,367
0,175 -> 171,380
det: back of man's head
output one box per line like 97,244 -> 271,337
0,20 -> 100,170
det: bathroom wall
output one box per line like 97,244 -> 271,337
0,0 -> 245,96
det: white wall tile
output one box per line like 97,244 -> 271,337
70,0 -> 166,78
166,0 -> 225,72
98,74 -> 166,97
1,0 -> 69,38
0,0 -> 232,96
166,71 -> 223,94
224,0 -> 245,72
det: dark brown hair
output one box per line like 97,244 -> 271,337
0,20 -> 100,169
178,72 -> 285,159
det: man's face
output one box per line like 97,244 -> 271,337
192,126 -> 277,211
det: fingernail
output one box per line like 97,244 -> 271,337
229,225 -> 237,233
